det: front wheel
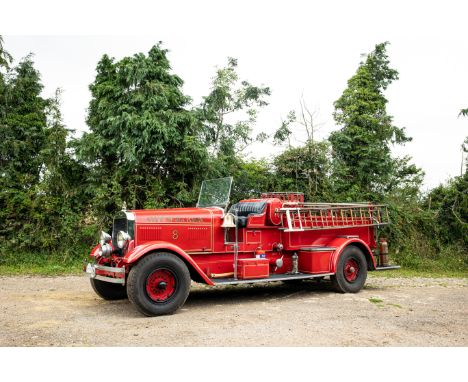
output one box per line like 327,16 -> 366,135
127,252 -> 191,316
331,246 -> 367,293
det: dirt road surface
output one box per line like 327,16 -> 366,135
0,275 -> 466,346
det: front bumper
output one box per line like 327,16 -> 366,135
85,263 -> 126,285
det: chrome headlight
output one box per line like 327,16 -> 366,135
99,243 -> 112,257
117,231 -> 130,249
99,231 -> 112,246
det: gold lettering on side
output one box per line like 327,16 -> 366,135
144,217 -> 204,223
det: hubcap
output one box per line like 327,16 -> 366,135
344,258 -> 359,282
146,269 -> 176,302
158,281 -> 167,290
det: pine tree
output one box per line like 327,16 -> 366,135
330,42 -> 421,201
0,55 -> 48,246
75,44 -> 208,225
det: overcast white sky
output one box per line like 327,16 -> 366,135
3,0 -> 468,191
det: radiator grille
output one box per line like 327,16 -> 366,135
112,217 -> 128,246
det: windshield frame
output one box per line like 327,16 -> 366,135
196,177 -> 233,210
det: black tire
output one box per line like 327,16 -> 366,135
331,245 -> 367,293
127,252 -> 191,316
90,278 -> 128,300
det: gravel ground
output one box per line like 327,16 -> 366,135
0,274 -> 466,346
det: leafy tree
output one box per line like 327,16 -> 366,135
273,110 -> 296,146
424,112 -> 468,250
0,36 -> 13,70
273,140 -> 332,201
458,109 -> 468,173
230,159 -> 276,202
330,42 -> 421,201
0,50 -> 91,254
425,174 -> 467,248
75,44 -> 208,226
0,55 -> 47,186
32,90 -> 95,253
0,54 -> 49,247
199,57 -> 271,158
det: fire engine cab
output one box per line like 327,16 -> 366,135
85,177 -> 399,316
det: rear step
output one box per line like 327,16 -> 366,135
375,265 -> 401,271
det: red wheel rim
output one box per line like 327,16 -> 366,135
344,258 -> 359,282
146,269 -> 176,302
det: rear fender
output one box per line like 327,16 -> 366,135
329,237 -> 376,273
123,241 -> 214,285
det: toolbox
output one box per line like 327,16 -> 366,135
237,258 -> 270,279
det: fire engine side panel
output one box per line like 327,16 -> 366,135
283,226 -> 376,251
210,213 -> 282,254
124,201 -> 376,280
280,226 -> 376,274
185,206 -> 283,277
133,207 -> 218,253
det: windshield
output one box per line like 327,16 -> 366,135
196,177 -> 233,209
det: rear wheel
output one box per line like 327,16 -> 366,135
127,252 -> 191,316
331,246 -> 367,293
90,278 -> 127,300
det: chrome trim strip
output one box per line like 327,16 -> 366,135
94,264 -> 126,273
124,211 -> 135,221
114,210 -> 135,221
299,246 -> 336,252
375,265 -> 401,271
85,263 -> 126,285
213,272 -> 334,285
94,275 -> 126,284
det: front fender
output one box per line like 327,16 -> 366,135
123,241 -> 214,285
329,237 -> 376,273
89,244 -> 100,258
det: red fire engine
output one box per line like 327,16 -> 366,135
85,177 -> 399,316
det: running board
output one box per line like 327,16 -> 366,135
375,265 -> 401,271
212,272 -> 334,285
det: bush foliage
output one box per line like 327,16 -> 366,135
0,38 -> 466,273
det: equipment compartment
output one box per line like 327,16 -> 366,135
237,258 -> 270,279
298,247 -> 334,274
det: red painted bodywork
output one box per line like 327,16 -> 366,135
89,197 -> 379,284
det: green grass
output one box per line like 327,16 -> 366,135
0,262 -> 83,276
0,249 -> 467,278
369,268 -> 467,279
390,243 -> 467,275
0,250 -> 87,276
368,297 -> 384,304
